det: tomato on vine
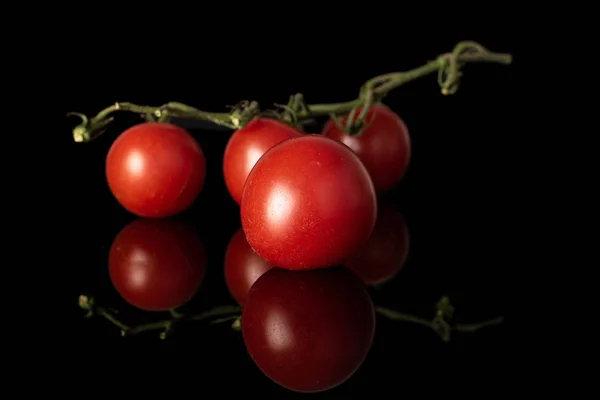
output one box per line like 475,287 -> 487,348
224,228 -> 273,305
108,218 -> 206,311
223,118 -> 303,205
344,202 -> 410,285
241,135 -> 377,270
242,266 -> 375,393
322,104 -> 411,193
106,122 -> 206,218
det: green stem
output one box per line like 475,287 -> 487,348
79,295 -> 241,339
303,45 -> 511,118
375,306 -> 433,328
68,41 -> 511,142
375,298 -> 504,342
125,305 -> 242,337
96,307 -> 130,331
80,295 -> 502,341
68,101 -> 260,143
455,316 -> 504,332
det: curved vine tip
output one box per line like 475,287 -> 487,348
438,41 -> 512,96
68,112 -> 113,143
67,113 -> 89,142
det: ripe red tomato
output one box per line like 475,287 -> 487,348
241,135 -> 377,270
344,202 -> 410,285
223,118 -> 303,204
106,122 -> 206,217
108,218 -> 206,311
322,104 -> 411,193
242,266 -> 375,393
224,228 -> 274,305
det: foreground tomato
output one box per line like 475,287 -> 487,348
322,104 -> 410,193
224,228 -> 274,305
223,118 -> 302,204
106,122 -> 206,217
242,266 -> 375,393
344,202 -> 410,285
108,218 -> 206,311
241,135 -> 377,270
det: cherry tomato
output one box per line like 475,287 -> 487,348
106,122 -> 206,217
108,218 -> 206,311
241,135 -> 377,270
223,118 -> 303,204
322,104 -> 411,193
242,266 -> 375,393
344,202 -> 410,285
224,228 -> 274,305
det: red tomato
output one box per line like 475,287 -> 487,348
108,218 -> 206,311
241,135 -> 377,270
106,122 -> 206,217
322,104 -> 411,193
224,228 -> 274,305
223,118 -> 302,204
344,202 -> 410,285
242,266 -> 375,393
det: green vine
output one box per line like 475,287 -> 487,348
78,295 -> 241,339
79,294 -> 502,342
68,41 -> 511,142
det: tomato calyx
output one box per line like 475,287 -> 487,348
227,100 -> 261,129
258,93 -> 314,130
327,90 -> 380,136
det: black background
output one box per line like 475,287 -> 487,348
57,31 -> 517,397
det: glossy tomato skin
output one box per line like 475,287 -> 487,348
224,228 -> 274,305
108,218 -> 206,311
241,135 -> 377,270
223,118 -> 302,204
106,122 -> 206,218
344,202 -> 410,285
322,104 -> 410,193
242,266 -> 375,393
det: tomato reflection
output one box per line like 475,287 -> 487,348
108,218 -> 206,311
344,202 -> 410,285
224,228 -> 274,305
242,266 -> 375,393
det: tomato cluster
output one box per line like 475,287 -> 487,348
104,105 -> 410,267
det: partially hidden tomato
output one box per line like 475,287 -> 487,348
322,104 -> 411,193
106,122 -> 206,218
223,118 -> 303,204
242,266 -> 375,393
224,228 -> 274,305
108,218 -> 206,311
241,135 -> 377,270
344,202 -> 410,285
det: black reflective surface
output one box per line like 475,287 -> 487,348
63,39 -> 515,396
